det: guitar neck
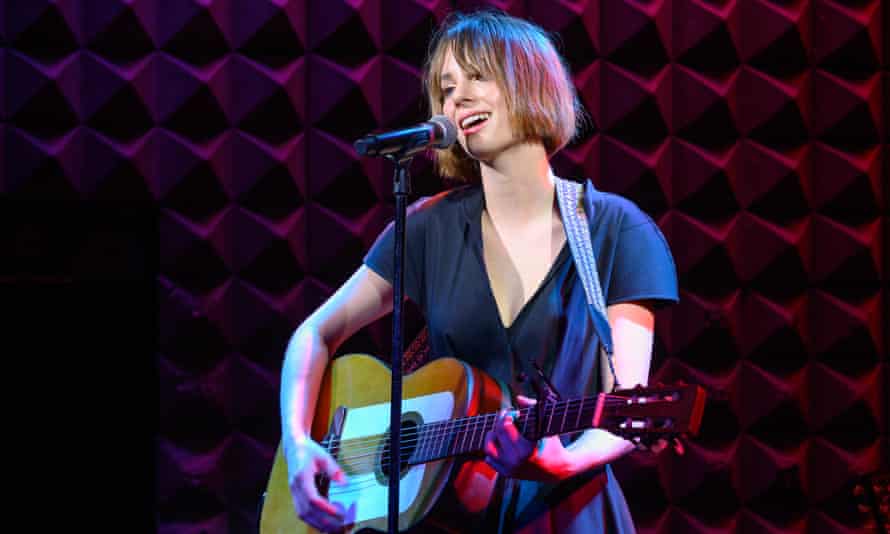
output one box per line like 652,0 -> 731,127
409,396 -> 600,465
319,382 -> 702,474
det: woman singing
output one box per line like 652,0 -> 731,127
279,9 -> 678,533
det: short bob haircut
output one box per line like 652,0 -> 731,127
424,10 -> 582,181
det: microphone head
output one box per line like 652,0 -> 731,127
429,115 -> 457,149
353,136 -> 374,156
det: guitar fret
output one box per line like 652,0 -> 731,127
465,418 -> 472,454
478,415 -> 486,451
546,403 -> 555,435
575,397 -> 584,431
463,417 -> 471,455
431,422 -> 441,459
428,423 -> 437,460
413,428 -> 420,464
559,402 -> 568,433
450,419 -> 459,456
438,423 -> 445,460
439,421 -> 446,458
455,419 -> 463,455
455,419 -> 465,454
432,421 -> 441,460
413,427 -> 420,463
479,415 -> 488,450
418,424 -> 429,463
429,422 -> 438,461
469,416 -> 476,454
477,414 -> 487,451
440,420 -> 448,459
456,418 -> 465,456
467,417 -> 475,455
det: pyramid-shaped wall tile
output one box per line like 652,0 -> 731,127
4,2 -> 887,532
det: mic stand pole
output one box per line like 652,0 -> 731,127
386,152 -> 412,534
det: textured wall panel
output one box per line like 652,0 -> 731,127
2,1 -> 887,533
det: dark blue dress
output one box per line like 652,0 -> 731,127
364,180 -> 679,533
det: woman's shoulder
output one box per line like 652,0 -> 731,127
407,183 -> 481,221
582,179 -> 655,231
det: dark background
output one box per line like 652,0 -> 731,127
2,1 -> 887,533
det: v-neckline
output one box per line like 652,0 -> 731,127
503,242 -> 570,332
474,213 -> 570,332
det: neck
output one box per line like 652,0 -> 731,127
405,395 -> 602,465
479,142 -> 554,225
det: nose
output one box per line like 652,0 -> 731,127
451,80 -> 473,106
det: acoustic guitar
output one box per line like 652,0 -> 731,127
260,354 -> 706,533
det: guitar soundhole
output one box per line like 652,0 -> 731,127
377,416 -> 420,482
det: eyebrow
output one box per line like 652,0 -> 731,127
440,72 -> 455,84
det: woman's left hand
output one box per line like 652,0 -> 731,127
482,395 -> 575,483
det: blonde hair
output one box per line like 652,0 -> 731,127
424,10 -> 582,181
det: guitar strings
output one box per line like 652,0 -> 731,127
328,413 -> 500,473
328,430 -> 584,497
323,429 -> 595,489
328,396 -> 597,460
327,394 -> 645,457
326,395 -> 659,467
322,396 -> 672,472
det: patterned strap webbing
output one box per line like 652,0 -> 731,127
553,176 -> 620,391
402,326 -> 431,373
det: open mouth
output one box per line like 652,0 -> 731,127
460,112 -> 490,134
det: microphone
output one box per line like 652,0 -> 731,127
354,115 -> 457,157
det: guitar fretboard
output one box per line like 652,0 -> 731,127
407,396 -> 599,465
322,385 -> 699,476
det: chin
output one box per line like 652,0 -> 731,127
465,151 -> 492,165
464,141 -> 495,161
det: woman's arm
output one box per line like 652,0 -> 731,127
562,300 -> 655,472
281,266 -> 394,441
281,265 -> 394,532
483,301 -> 655,482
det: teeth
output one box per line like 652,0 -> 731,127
460,113 -> 490,129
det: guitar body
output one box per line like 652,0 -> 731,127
260,354 -> 509,534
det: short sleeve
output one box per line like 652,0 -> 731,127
363,197 -> 433,307
607,205 -> 679,308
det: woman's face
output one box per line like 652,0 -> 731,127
439,48 -> 516,164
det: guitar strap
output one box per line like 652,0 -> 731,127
402,325 -> 431,374
553,175 -> 621,392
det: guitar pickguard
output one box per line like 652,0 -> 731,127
328,391 -> 455,523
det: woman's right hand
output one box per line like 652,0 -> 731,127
285,436 -> 348,533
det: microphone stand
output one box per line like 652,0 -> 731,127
353,116 -> 453,533
385,151 -> 412,534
